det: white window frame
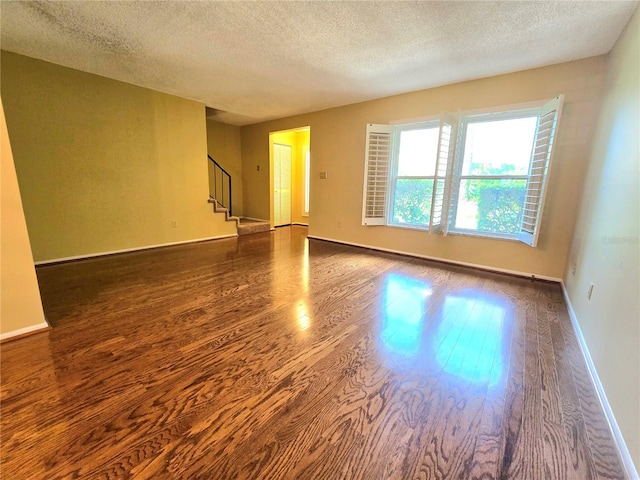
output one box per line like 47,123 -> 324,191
387,121 -> 441,230
447,108 -> 539,240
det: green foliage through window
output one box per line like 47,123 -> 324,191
392,179 -> 434,226
456,179 -> 527,233
477,183 -> 526,234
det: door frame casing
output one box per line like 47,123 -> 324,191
268,127 -> 311,229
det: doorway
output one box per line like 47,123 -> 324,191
269,127 -> 311,228
273,143 -> 292,226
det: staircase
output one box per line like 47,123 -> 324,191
208,195 -> 239,226
207,155 -> 270,236
208,196 -> 270,236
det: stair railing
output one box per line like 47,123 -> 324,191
208,155 -> 232,216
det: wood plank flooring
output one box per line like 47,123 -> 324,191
1,226 -> 627,479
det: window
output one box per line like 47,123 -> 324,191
449,112 -> 538,238
389,122 -> 440,228
361,96 -> 563,247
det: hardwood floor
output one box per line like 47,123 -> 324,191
1,226 -> 626,479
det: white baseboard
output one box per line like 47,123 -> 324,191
307,235 -> 561,282
0,322 -> 49,341
34,233 -> 239,266
560,283 -> 639,480
292,222 -> 309,227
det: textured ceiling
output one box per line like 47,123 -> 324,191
1,1 -> 637,125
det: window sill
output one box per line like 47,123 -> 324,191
386,222 -> 430,232
447,229 -> 520,242
385,224 -> 520,242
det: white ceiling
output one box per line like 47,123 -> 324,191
1,1 -> 637,126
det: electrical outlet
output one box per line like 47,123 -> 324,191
171,220 -> 178,228
571,263 -> 577,277
587,283 -> 594,300
319,172 -> 328,179
256,165 -> 260,171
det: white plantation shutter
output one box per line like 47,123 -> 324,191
518,95 -> 564,247
445,116 -> 466,235
362,124 -> 393,225
430,116 -> 457,233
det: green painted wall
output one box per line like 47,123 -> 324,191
1,51 -> 235,262
206,119 -> 243,217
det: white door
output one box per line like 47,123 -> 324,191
274,143 -> 292,226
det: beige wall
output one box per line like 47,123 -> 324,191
1,52 -> 236,262
206,120 -> 243,217
1,99 -> 48,337
564,9 -> 639,469
242,122 -> 271,223
242,57 -> 608,279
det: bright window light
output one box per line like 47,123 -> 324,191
390,124 -> 439,228
452,114 -> 537,236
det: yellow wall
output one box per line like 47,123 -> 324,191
1,99 -> 48,337
1,52 -> 236,262
268,128 -> 310,226
292,129 -> 310,225
241,56 -> 608,279
564,9 -> 639,469
206,120 -> 243,217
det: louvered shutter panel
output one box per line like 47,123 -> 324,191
362,124 -> 392,225
445,116 -> 465,234
518,95 -> 564,247
430,116 -> 457,233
